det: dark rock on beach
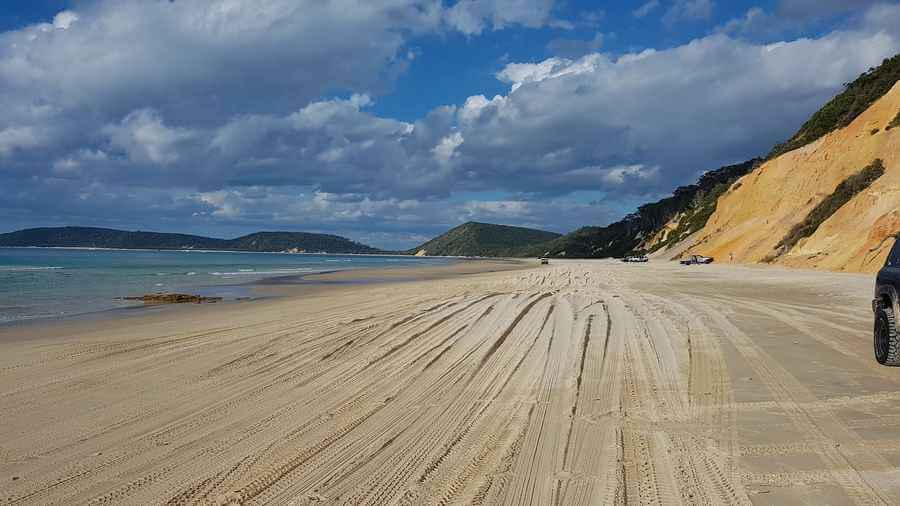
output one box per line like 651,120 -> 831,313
121,294 -> 223,304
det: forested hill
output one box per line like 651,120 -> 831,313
0,227 -> 382,254
518,159 -> 760,258
412,222 -> 561,257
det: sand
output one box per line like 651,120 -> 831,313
1,259 -> 899,504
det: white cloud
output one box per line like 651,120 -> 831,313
0,126 -> 41,157
444,10 -> 900,201
598,165 -> 660,185
497,55 -> 601,91
104,109 -> 195,166
717,7 -> 774,39
445,0 -> 558,35
863,3 -> 900,34
663,0 -> 715,26
52,11 -> 79,30
349,93 -> 373,109
433,132 -> 464,162
633,1 -> 660,19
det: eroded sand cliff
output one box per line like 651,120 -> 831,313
685,82 -> 900,273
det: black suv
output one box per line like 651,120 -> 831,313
874,239 -> 900,365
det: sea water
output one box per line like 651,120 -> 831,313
0,247 -> 450,323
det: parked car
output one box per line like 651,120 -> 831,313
539,257 -> 550,265
680,255 -> 714,265
622,255 -> 649,263
874,239 -> 900,365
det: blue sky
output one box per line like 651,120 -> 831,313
0,0 -> 898,249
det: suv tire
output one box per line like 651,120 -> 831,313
875,304 -> 900,366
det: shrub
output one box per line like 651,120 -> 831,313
772,159 -> 886,256
887,110 -> 900,130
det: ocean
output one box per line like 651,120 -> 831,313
0,247 -> 451,323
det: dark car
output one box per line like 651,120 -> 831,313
680,254 -> 714,265
874,239 -> 900,365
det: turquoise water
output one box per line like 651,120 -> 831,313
0,248 -> 450,323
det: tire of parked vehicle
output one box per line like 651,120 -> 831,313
875,304 -> 900,366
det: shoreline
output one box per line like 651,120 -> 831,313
0,245 -> 516,259
0,257 -> 530,341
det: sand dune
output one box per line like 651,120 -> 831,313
1,260 -> 899,504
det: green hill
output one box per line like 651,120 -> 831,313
412,222 -> 561,257
226,231 -> 379,253
0,227 -> 381,254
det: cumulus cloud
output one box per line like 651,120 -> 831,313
433,132 -> 465,163
104,109 -> 195,166
465,11 -> 898,194
52,11 -> 78,30
719,2 -> 899,42
444,0 -> 560,35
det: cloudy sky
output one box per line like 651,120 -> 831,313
1,0 -> 899,249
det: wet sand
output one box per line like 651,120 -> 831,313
2,259 -> 899,505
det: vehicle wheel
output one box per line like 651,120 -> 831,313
875,304 -> 900,366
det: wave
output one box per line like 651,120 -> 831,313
0,266 -> 64,272
0,311 -> 66,323
209,268 -> 318,276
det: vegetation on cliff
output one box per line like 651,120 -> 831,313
769,54 -> 900,158
767,159 -> 886,260
887,110 -> 900,130
524,159 -> 759,258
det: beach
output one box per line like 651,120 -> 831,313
2,259 -> 899,504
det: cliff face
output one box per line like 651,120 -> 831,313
685,82 -> 900,273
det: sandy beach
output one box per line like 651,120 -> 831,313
2,259 -> 899,504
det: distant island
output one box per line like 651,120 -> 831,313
0,227 -> 383,255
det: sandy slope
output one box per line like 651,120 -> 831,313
1,261 -> 899,505
686,82 -> 900,273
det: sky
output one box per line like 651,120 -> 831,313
0,0 -> 899,249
